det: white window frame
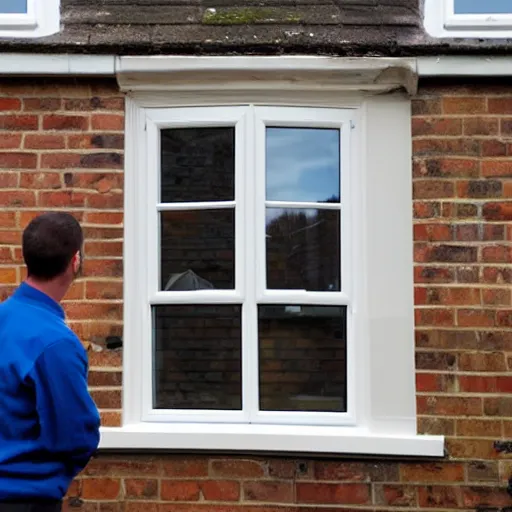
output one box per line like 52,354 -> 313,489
144,105 -> 356,427
0,0 -> 59,38
425,0 -> 512,38
99,56 -> 443,457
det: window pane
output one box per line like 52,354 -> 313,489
455,0 -> 512,14
259,305 -> 347,413
160,128 -> 235,203
266,127 -> 340,203
266,208 -> 340,291
1,0 -> 26,13
160,209 -> 235,290
153,305 -> 242,410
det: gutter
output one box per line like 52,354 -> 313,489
0,53 -> 511,82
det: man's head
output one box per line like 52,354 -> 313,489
22,212 -> 83,284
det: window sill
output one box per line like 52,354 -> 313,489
99,424 -> 444,458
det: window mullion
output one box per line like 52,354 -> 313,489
242,105 -> 259,422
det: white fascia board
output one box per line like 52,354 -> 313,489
417,55 -> 512,76
99,424 -> 444,458
0,53 -> 115,75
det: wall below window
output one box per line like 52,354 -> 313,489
0,77 -> 510,508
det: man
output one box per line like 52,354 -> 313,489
0,213 -> 100,511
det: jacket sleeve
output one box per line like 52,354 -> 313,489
29,338 -> 101,477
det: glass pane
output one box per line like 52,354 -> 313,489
455,0 -> 512,14
161,127 -> 235,203
153,305 -> 242,410
1,0 -> 27,13
266,127 -> 340,203
266,208 -> 340,291
259,305 -> 347,413
160,209 -> 235,291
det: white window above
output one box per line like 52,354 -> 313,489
425,0 -> 512,38
0,0 -> 59,38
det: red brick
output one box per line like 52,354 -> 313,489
84,458 -> 159,477
201,481 -> 240,502
91,114 -> 124,131
462,486 -> 511,508
483,266 -> 512,284
25,134 -> 65,149
99,411 -> 122,427
457,419 -> 502,437
0,115 -> 38,131
85,281 -> 123,300
124,479 -> 158,499
0,152 -> 36,169
89,389 -> 121,409
483,202 -> 512,221
374,484 -> 417,507
81,478 -> 121,500
38,190 -> 86,207
414,223 -> 452,242
482,288 -> 511,305
296,483 -> 370,505
161,481 -> 200,501
0,98 -> 21,111
457,309 -> 496,327
413,180 -> 455,199
482,244 -> 512,263
464,117 -> 499,136
482,160 -> 512,177
244,482 -> 293,503
0,268 -> 17,284
43,115 -> 89,131
23,98 -> 61,111
414,266 -> 454,284
0,190 -> 35,207
488,97 -> 512,113
424,158 -> 480,178
416,396 -> 482,416
412,117 -> 462,136
20,172 -> 62,189
443,96 -> 486,114
400,463 -> 464,483
210,460 -> 265,478
85,212 -> 123,225
459,352 -> 506,372
0,134 -> 21,149
88,371 -> 122,387
162,459 -> 208,478
481,139 -> 507,156
447,438 -> 499,459
415,308 -> 454,327
459,375 -> 512,393
418,485 -> 461,508
0,172 -> 19,188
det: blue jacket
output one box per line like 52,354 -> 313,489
0,283 -> 100,500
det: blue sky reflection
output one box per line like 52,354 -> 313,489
2,0 -> 27,13
455,0 -> 512,14
266,127 -> 340,203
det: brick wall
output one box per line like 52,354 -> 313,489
0,77 -> 510,510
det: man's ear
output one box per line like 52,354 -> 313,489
72,250 -> 81,274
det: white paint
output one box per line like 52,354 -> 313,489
118,69 -> 444,456
0,53 -> 115,74
0,0 -> 59,38
424,0 -> 512,38
116,56 -> 419,95
0,54 -> 509,81
418,55 -> 512,76
99,423 -> 444,457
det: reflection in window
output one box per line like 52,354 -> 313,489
266,208 -> 340,291
266,127 -> 340,203
160,209 -> 235,290
259,305 -> 347,412
153,305 -> 242,410
454,0 -> 512,14
160,128 -> 235,203
1,0 -> 27,13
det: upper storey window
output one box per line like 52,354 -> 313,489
425,0 -> 512,38
0,0 -> 59,38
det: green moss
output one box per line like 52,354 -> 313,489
203,7 -> 301,25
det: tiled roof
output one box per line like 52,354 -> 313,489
1,0 -> 511,55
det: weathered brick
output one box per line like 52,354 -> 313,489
43,114 -> 89,131
295,483 -> 370,505
243,481 -> 293,503
161,481 -> 200,501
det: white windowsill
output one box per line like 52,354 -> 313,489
99,424 -> 444,458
